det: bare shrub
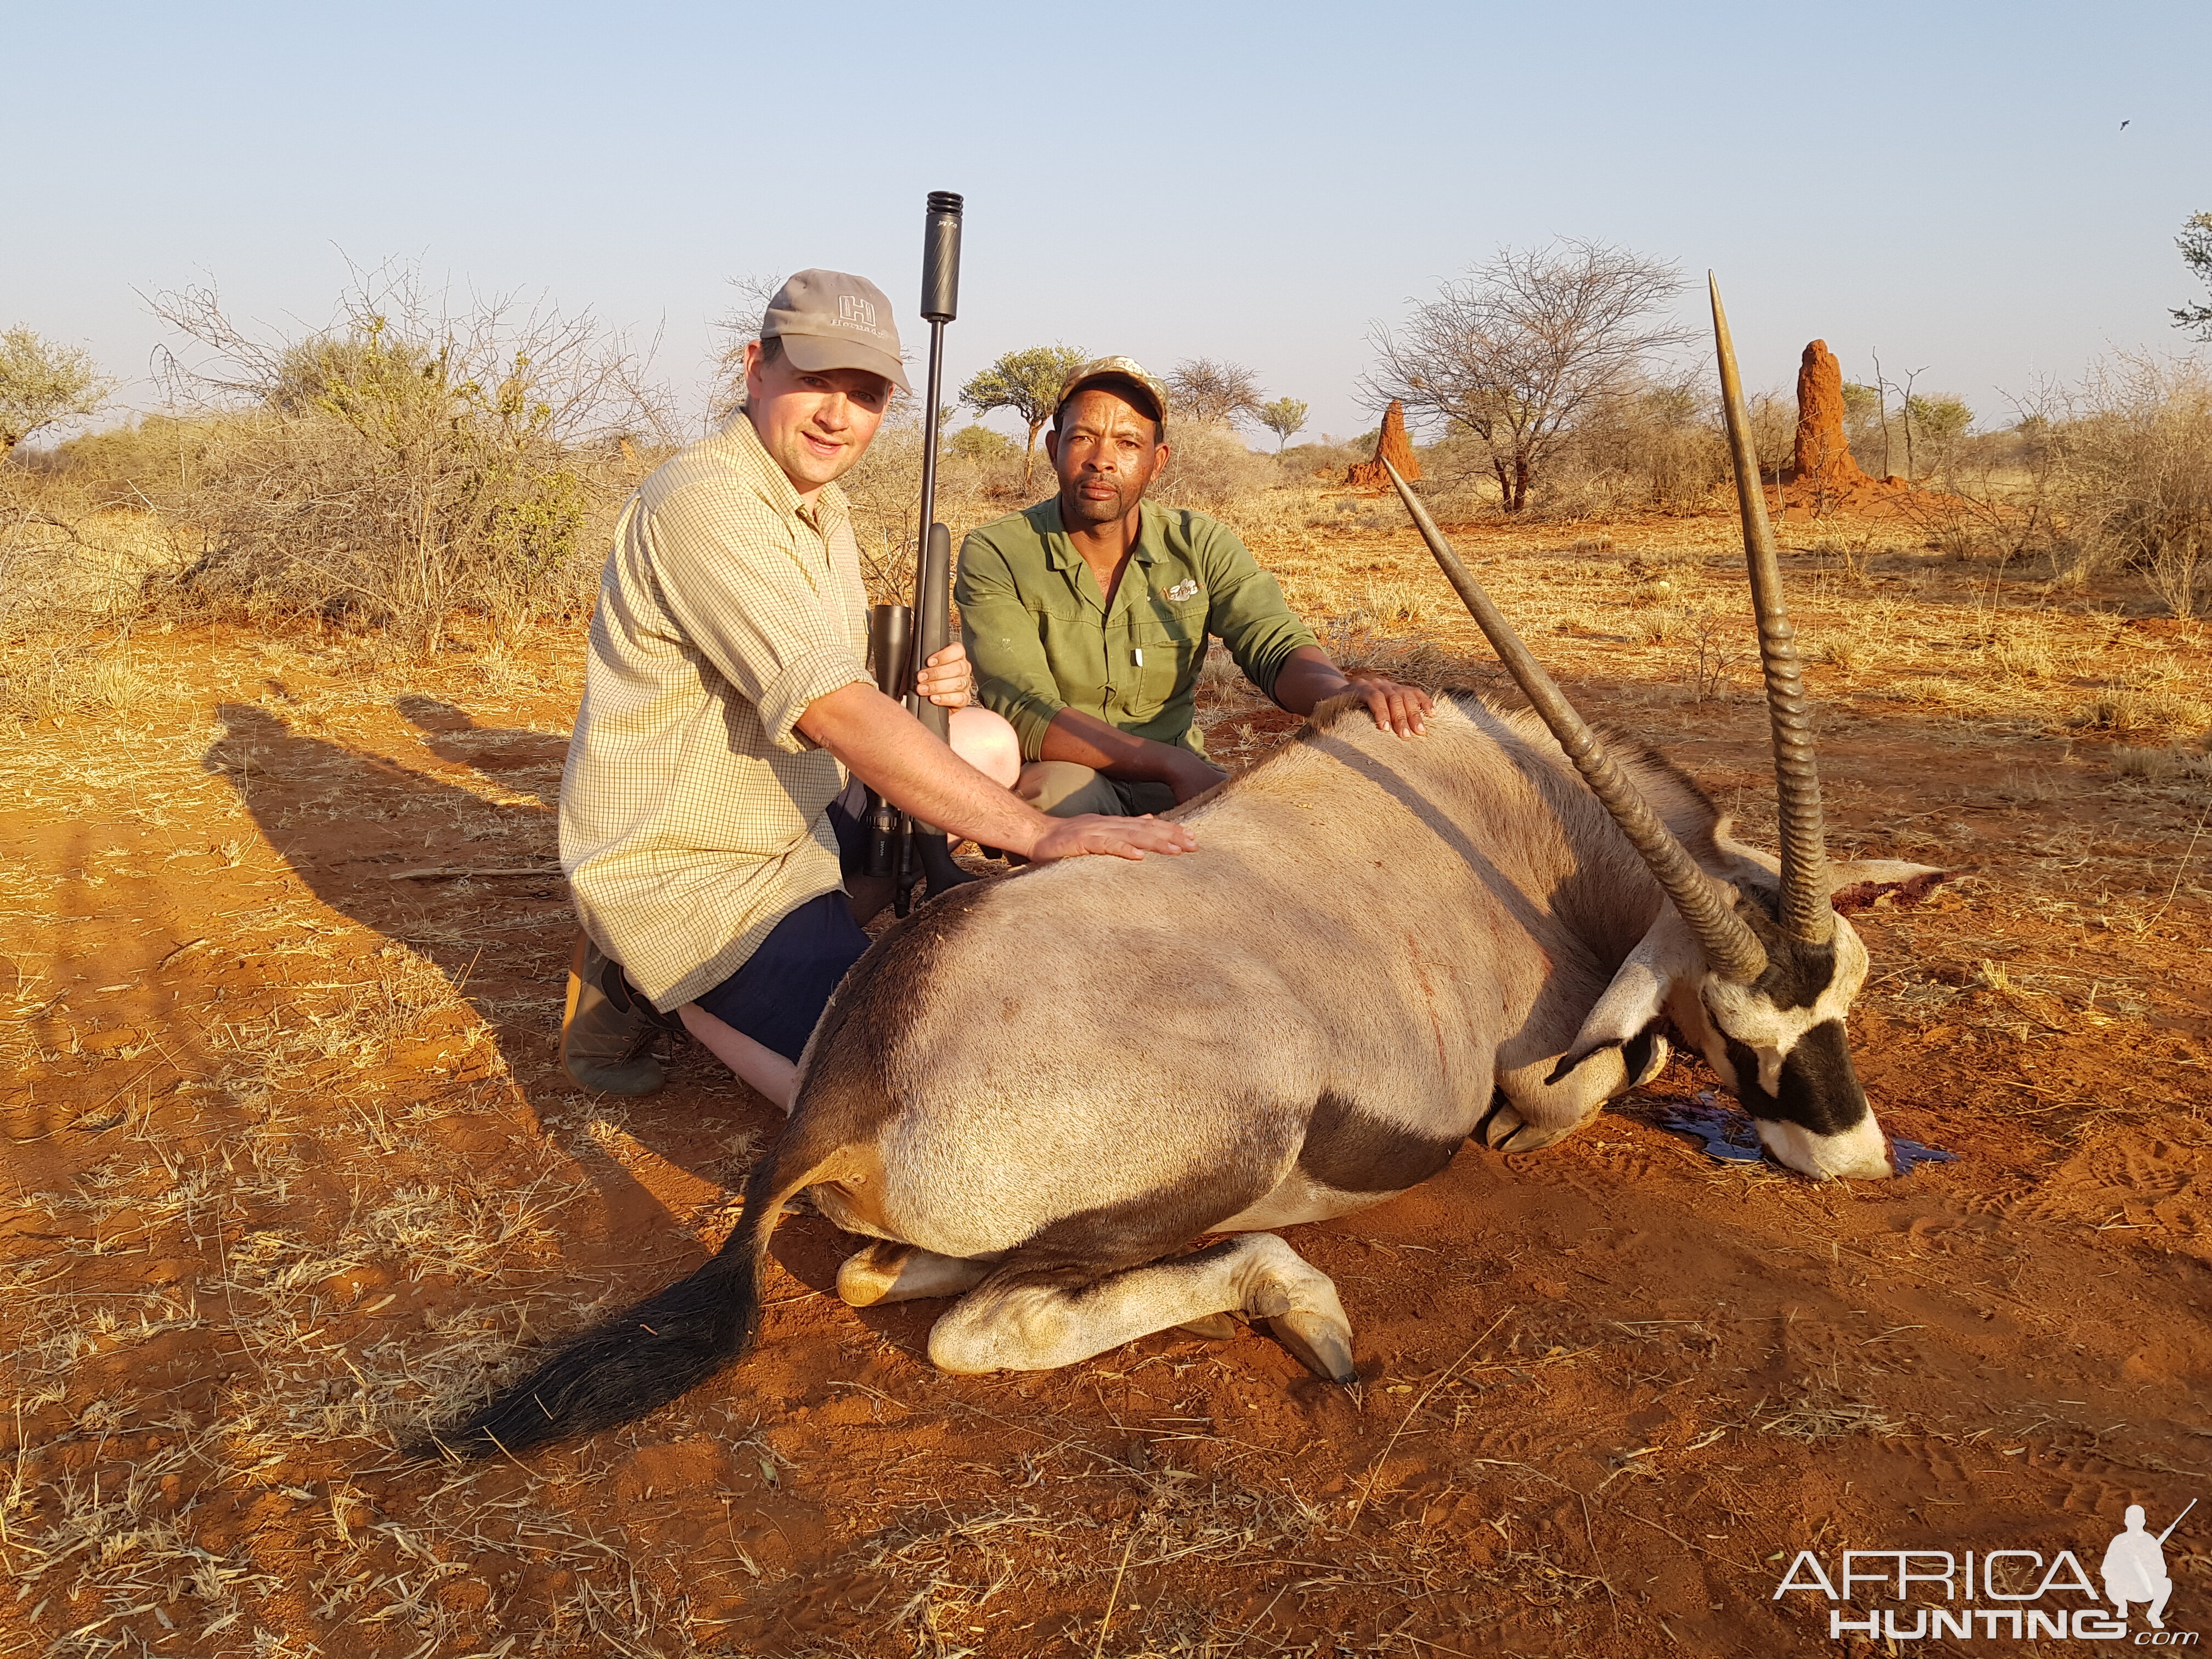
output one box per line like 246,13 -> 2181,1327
2148,539 -> 2208,620
1683,611 -> 1736,703
1154,420 -> 1279,523
142,262 -> 672,654
1841,379 -> 1892,478
0,455 -> 190,703
1746,388 -> 1798,494
1892,392 -> 2068,575
1542,377 -> 1728,516
706,272 -> 785,425
838,415 -> 926,604
842,415 -> 1047,606
18,411 -> 214,501
1279,438 -> 1371,481
1406,435 -> 1506,523
2046,355 -> 2212,610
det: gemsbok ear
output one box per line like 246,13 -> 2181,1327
1544,907 -> 1707,1087
1716,823 -> 1950,910
1824,859 -> 1951,913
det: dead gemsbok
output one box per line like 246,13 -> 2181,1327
428,279 -> 1941,1457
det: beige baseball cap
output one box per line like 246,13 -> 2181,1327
761,269 -> 911,394
1055,356 -> 1169,427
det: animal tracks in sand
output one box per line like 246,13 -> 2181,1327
2010,1125 -> 2211,1259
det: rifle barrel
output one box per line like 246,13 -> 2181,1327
913,190 -> 963,616
904,190 -> 967,881
2157,1498 -> 2197,1544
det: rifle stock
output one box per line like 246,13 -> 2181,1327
864,603 -> 912,879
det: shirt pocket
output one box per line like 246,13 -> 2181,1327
1130,593 -> 1209,713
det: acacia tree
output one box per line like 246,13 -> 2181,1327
1363,239 -> 1691,512
1256,396 -> 1308,449
2,327 -> 116,455
1902,392 -> 1973,482
960,345 -> 1085,492
1166,358 -> 1265,427
2173,211 -> 2212,340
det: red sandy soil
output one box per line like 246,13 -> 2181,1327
1769,473 -> 1966,524
3,526 -> 2209,1657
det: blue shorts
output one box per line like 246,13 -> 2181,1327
689,780 -> 872,1063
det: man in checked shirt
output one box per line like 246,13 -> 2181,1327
558,273 -> 1193,1109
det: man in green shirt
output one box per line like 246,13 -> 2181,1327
957,357 -> 1433,816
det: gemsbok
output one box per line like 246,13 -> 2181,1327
427,278 -> 1942,1457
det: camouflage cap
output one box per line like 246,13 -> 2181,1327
761,269 -> 912,394
1054,356 -> 1169,427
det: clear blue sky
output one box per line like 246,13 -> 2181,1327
7,0 -> 2206,442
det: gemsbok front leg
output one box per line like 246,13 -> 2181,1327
1478,1030 -> 1672,1152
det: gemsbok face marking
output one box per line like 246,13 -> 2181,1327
1674,904 -> 1892,1179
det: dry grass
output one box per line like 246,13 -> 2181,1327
2,479 -> 2208,1656
1757,1395 -> 1910,1442
2113,742 -> 2212,782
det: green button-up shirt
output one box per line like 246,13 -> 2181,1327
956,498 -> 1317,761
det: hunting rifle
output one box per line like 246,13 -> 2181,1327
865,189 -> 979,917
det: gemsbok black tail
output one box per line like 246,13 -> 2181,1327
416,1142 -> 826,1459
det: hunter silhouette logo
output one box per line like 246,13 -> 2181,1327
2106,1502 -> 2193,1630
837,294 -> 878,333
1773,1499 -> 2198,1643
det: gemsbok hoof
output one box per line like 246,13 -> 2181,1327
1475,1099 -> 1582,1155
1267,1310 -> 1358,1385
1246,1258 -> 1358,1384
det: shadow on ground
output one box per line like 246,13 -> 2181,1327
200,695 -> 781,1245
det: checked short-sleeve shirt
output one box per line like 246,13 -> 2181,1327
559,415 -> 871,1011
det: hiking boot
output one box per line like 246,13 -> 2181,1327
560,931 -> 674,1095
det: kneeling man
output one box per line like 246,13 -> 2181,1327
956,358 -> 1431,816
560,280 -> 1193,1110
